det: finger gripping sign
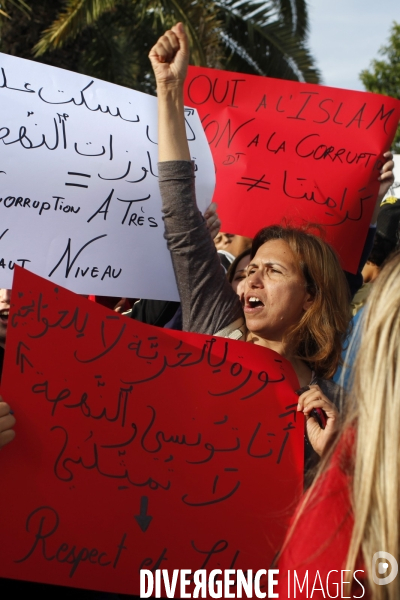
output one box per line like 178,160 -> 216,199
0,54 -> 215,300
184,66 -> 400,273
0,267 -> 303,596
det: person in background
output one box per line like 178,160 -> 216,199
334,196 -> 400,388
0,288 -> 10,372
227,248 -> 251,298
214,231 -> 252,269
278,250 -> 400,599
0,288 -> 15,450
352,196 -> 400,314
214,232 -> 252,257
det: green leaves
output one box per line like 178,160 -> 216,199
360,21 -> 400,152
0,0 -> 320,91
0,0 -> 31,19
33,0 -> 117,55
218,0 -> 319,82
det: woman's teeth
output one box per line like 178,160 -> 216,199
248,297 -> 263,307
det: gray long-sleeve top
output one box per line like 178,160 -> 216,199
160,160 -> 243,335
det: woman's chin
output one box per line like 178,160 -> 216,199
244,318 -> 286,346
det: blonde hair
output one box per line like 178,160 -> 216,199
345,250 -> 400,599
280,251 -> 400,599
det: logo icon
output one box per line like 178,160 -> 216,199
372,551 -> 398,586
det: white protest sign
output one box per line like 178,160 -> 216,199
0,53 -> 215,300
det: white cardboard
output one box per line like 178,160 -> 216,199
0,54 -> 215,300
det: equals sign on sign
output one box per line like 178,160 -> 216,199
65,172 -> 91,188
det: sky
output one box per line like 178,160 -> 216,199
307,0 -> 399,91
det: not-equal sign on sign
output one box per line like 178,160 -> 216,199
65,172 -> 91,188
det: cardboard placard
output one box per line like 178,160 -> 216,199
0,267 -> 304,595
184,66 -> 400,273
0,54 -> 215,299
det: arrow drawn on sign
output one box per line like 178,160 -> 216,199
134,496 -> 152,532
16,341 -> 33,374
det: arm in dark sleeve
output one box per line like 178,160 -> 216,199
344,226 -> 376,298
159,161 -> 243,334
130,299 -> 181,328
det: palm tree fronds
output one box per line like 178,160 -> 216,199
3,0 -> 319,89
219,0 -> 320,82
0,0 -> 31,23
33,0 -> 116,56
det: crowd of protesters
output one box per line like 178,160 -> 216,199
1,21 -> 400,600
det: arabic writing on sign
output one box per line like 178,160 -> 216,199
184,66 -> 400,273
0,54 -> 215,299
0,267 -> 303,595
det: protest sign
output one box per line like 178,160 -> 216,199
184,66 -> 400,273
0,267 -> 303,596
0,54 -> 215,300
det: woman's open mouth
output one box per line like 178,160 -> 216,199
0,309 -> 9,325
244,296 -> 264,313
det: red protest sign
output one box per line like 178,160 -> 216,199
0,267 -> 303,596
184,66 -> 400,273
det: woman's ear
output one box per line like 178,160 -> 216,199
302,291 -> 314,312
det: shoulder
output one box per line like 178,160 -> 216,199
214,317 -> 247,340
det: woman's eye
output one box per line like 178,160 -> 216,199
234,274 -> 245,281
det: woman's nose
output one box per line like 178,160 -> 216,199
246,272 -> 262,288
0,289 -> 11,303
